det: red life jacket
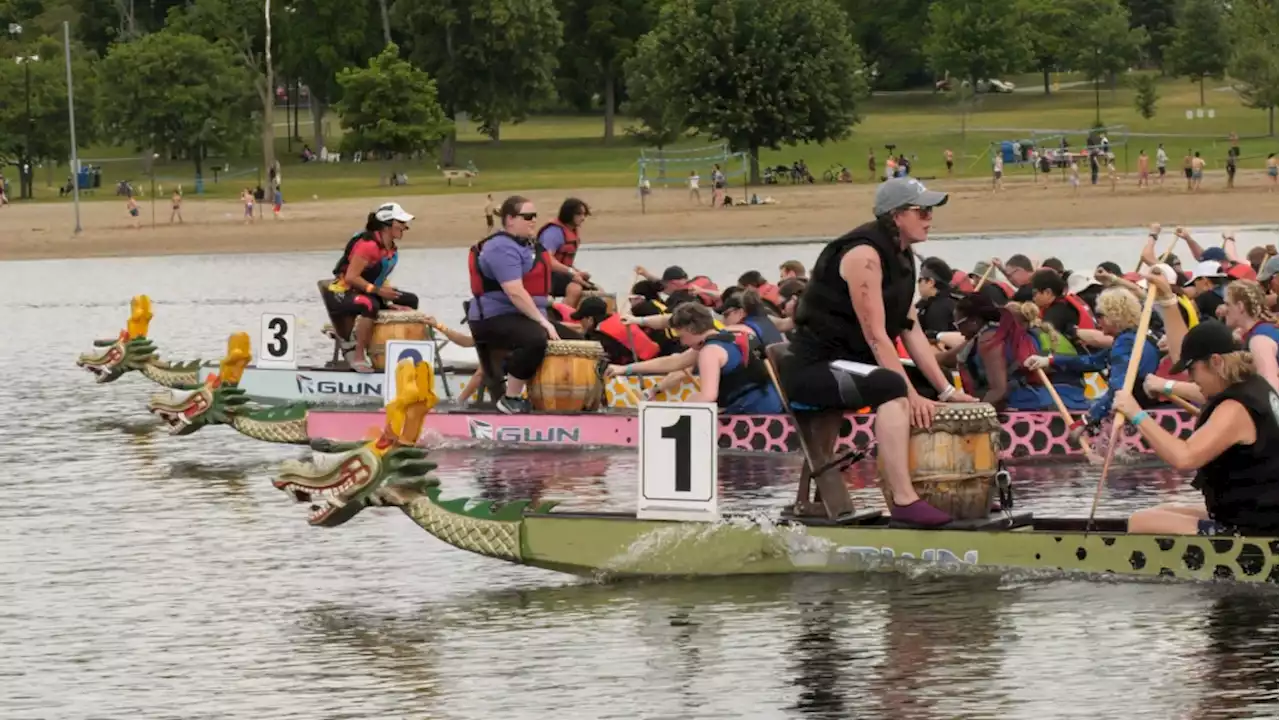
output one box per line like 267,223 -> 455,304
706,330 -> 771,407
537,219 -> 580,267
549,302 -> 576,323
1227,263 -> 1257,281
755,282 -> 783,307
990,280 -> 1014,299
895,337 -> 910,359
468,232 -> 552,302
689,276 -> 720,308
597,314 -> 660,360
1062,294 -> 1096,330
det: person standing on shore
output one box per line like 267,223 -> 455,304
1155,144 -> 1168,185
992,153 -> 1003,192
944,148 -> 954,176
170,188 -> 183,224
127,193 -> 140,229
1191,152 -> 1205,191
1182,150 -> 1194,190
688,171 -> 701,204
1268,153 -> 1279,191
1137,150 -> 1150,188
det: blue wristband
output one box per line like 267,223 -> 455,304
1129,410 -> 1150,427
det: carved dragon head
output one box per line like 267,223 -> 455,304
147,332 -> 252,435
77,295 -> 158,382
274,358 -> 439,526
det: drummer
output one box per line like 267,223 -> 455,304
322,202 -> 419,373
467,195 -> 563,415
608,303 -> 783,414
537,198 -> 593,308
777,177 -> 979,526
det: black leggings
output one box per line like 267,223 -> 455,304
779,355 -> 924,410
323,288 -> 419,320
470,313 -> 581,382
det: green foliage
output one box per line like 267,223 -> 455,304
1124,0 -> 1177,70
836,0 -> 931,90
1131,73 -> 1159,119
277,0 -> 384,110
1070,0 -> 1146,121
1017,0 -> 1074,93
639,0 -> 868,182
621,31 -> 688,148
924,0 -> 1030,86
69,0 -> 187,55
392,0 -> 562,138
554,0 -> 653,137
96,30 -> 254,173
1226,0 -> 1278,124
0,32 -> 99,167
1166,0 -> 1229,105
334,44 -> 451,158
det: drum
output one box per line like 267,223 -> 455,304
581,290 -> 617,314
370,310 -> 429,370
528,340 -> 606,412
876,402 -> 1002,520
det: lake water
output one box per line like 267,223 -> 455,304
2,228 -> 1276,719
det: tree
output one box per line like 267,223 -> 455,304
334,43 -> 451,162
70,0 -> 189,55
277,0 -> 384,152
1018,0 -> 1074,94
836,0 -> 931,91
1071,0 -> 1146,124
925,0 -> 1029,94
554,0 -> 653,140
637,0 -> 867,184
1167,0 -> 1229,106
1227,0 -> 1278,135
392,0 -> 562,146
1132,73 -> 1159,119
621,31 -> 688,149
97,30 -> 254,179
1124,0 -> 1177,70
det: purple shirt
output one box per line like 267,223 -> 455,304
467,234 -> 550,321
537,224 -> 566,254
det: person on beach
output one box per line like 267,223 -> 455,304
1137,150 -> 1150,188
776,177 -> 979,527
1191,152 -> 1205,191
992,153 -> 1003,192
1267,153 -> 1278,191
483,194 -> 496,234
1069,159 -> 1080,194
170,188 -> 183,224
323,202 -> 420,373
867,148 -> 877,181
1182,151 -> 1194,190
127,194 -> 140,229
241,188 -> 255,224
536,197 -> 593,309
711,165 -> 726,207
1155,144 -> 1168,185
272,186 -> 283,219
688,171 -> 701,204
945,148 -> 954,176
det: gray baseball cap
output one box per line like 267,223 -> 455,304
1259,256 -> 1278,283
873,177 -> 949,217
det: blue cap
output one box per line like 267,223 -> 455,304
1199,247 -> 1227,262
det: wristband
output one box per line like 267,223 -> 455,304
623,364 -> 634,376
1157,298 -> 1177,307
1162,380 -> 1175,397
938,385 -> 955,401
366,283 -> 375,294
1129,410 -> 1150,427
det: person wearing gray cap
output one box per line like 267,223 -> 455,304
776,177 -> 977,527
1257,255 -> 1278,295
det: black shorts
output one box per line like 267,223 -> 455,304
1184,168 -> 1193,178
551,270 -> 575,297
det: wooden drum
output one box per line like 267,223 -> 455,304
581,290 -> 617,314
528,340 -> 606,412
370,310 -> 429,370
877,402 -> 1002,520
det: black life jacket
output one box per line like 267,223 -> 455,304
467,232 -> 553,310
333,230 -> 394,286
1192,374 -> 1279,535
790,220 -> 916,363
705,330 -> 771,408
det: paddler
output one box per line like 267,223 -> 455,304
322,202 -> 419,373
537,198 -> 593,308
1220,280 -> 1278,389
968,260 -> 1014,306
1117,320 -> 1278,537
777,177 -> 979,527
569,296 -> 661,365
467,195 -> 562,415
1029,268 -> 1096,339
719,288 -> 786,345
607,303 -> 783,414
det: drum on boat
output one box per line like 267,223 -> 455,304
581,291 -> 617,314
370,310 -> 429,370
528,340 -> 607,412
876,402 -> 1002,520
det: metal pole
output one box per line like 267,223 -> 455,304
150,173 -> 155,228
24,59 -> 31,199
63,21 -> 81,233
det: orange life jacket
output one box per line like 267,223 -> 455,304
689,276 -> 720,308
549,302 -> 576,323
538,218 -> 580,267
597,314 -> 660,360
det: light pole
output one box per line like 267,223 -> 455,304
63,20 -> 81,233
16,54 -> 38,200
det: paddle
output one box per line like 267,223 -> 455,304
1165,393 -> 1201,416
1134,225 -> 1181,274
1085,283 -> 1159,532
1034,368 -> 1096,457
973,264 -> 995,292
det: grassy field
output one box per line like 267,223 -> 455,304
19,73 -> 1278,204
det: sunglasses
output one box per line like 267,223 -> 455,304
906,205 -> 933,217
517,212 -> 537,221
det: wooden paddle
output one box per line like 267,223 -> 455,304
1134,228 -> 1181,274
1086,283 -> 1159,531
1035,368 -> 1094,455
1165,393 -> 1201,416
973,264 -> 995,291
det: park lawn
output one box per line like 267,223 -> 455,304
24,74 -> 1278,205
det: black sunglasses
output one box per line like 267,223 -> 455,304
517,212 -> 537,221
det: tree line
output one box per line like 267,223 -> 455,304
0,0 -> 1274,187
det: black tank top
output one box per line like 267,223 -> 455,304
1192,374 -> 1279,535
789,220 -> 916,364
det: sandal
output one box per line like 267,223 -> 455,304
350,357 -> 375,374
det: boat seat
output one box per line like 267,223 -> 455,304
764,341 -> 857,521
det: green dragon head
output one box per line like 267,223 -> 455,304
274,357 -> 440,527
77,331 -> 161,383
146,332 -> 253,435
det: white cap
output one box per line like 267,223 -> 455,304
1149,263 -> 1178,285
1066,272 -> 1099,295
374,202 -> 414,225
1183,259 -> 1225,286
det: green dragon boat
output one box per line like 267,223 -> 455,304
275,384 -> 1279,585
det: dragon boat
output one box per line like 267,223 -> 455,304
274,387 -> 1278,585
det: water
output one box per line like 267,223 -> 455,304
2,231 -> 1276,719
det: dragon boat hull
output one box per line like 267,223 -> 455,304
382,485 -> 1277,584
308,407 -> 1196,460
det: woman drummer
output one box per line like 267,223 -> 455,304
323,202 -> 419,373
1117,319 -> 1278,537
777,177 -> 978,527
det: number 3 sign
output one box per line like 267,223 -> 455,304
637,401 -> 719,522
258,313 -> 296,370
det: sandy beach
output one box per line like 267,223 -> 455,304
1,171 -> 1275,261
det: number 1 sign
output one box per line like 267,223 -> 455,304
637,401 -> 718,522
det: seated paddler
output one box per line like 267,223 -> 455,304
719,288 -> 786,346
569,295 -> 660,366
606,303 -> 783,414
776,177 -> 979,527
467,195 -> 577,415
323,202 -> 419,373
536,198 -> 593,308
1024,286 -> 1160,442
1117,320 -> 1278,537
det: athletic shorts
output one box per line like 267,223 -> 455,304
1157,166 -> 1166,175
551,270 -> 575,297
